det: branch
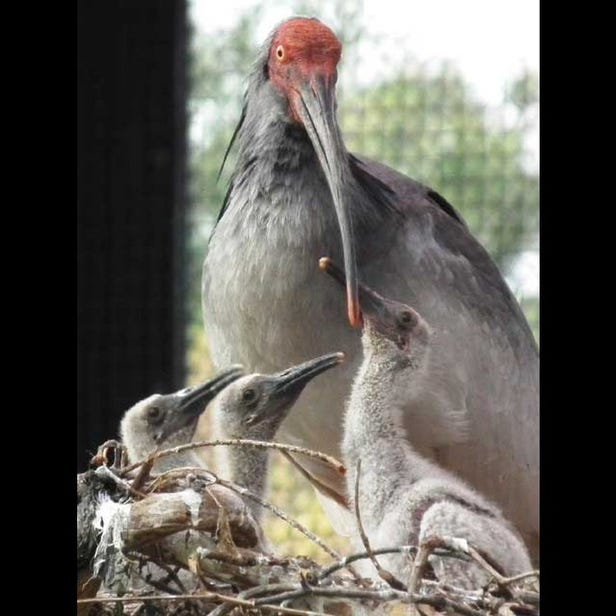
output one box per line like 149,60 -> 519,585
77,592 -> 327,615
353,459 -> 407,590
215,472 -> 345,563
120,439 -> 345,476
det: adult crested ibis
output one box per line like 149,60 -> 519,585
321,257 -> 532,585
202,17 -> 539,556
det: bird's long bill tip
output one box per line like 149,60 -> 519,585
319,256 -> 362,328
347,292 -> 362,328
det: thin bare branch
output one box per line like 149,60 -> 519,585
215,473 -> 345,563
353,459 -> 407,591
120,439 -> 346,476
77,592 -> 327,615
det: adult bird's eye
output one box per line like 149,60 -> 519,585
146,406 -> 164,425
242,388 -> 257,403
276,45 -> 284,60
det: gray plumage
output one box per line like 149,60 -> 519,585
123,356 -> 344,524
120,368 -> 244,472
202,17 -> 538,556
327,261 -> 532,587
211,353 -> 344,521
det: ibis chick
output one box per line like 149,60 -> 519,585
211,353 -> 344,520
137,354 -> 345,522
120,367 -> 244,472
322,258 -> 532,587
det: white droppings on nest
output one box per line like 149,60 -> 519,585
92,494 -> 131,583
182,489 -> 203,527
442,536 -> 470,554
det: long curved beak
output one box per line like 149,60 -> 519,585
319,256 -> 386,322
156,365 -> 245,443
293,76 -> 361,328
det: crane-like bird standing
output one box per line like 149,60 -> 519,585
202,17 -> 539,556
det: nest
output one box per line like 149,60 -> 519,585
77,440 -> 539,615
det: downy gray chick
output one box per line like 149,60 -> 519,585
321,257 -> 532,589
120,367 -> 244,472
207,354 -> 344,521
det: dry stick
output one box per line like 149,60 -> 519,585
407,537 -> 485,616
462,543 -> 540,607
409,538 -> 540,614
215,473 -> 346,564
353,459 -> 407,591
253,585 -> 487,616
77,593 -> 326,616
408,538 -> 433,596
317,544 -> 468,581
120,439 -> 346,476
94,464 -> 148,499
319,546 -> 415,580
497,570 -> 540,586
136,464 -> 344,564
209,583 -> 300,616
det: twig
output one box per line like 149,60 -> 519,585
353,459 -> 407,590
497,570 -> 540,586
77,592 -> 327,615
317,545 -> 467,580
94,464 -> 148,499
408,537 -> 435,595
253,584 -> 488,616
215,473 -> 346,564
209,583 -> 299,616
131,464 -> 345,564
319,546 -> 414,580
120,439 -> 346,476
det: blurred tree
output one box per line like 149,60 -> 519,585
339,66 -> 539,271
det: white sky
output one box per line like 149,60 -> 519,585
189,0 -> 539,296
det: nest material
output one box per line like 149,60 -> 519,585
77,440 -> 539,616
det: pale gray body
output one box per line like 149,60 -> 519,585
203,27 -> 539,555
344,323 -> 532,587
212,375 -> 287,522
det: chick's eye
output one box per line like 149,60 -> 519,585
146,406 -> 164,425
276,45 -> 284,60
242,388 -> 257,403
398,310 -> 415,328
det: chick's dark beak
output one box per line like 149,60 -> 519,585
155,366 -> 245,443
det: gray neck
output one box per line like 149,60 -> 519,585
153,424 -> 203,473
223,75 -> 389,245
343,353 -> 433,517
154,449 -> 203,474
223,444 -> 270,521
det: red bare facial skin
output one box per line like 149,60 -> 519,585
268,18 -> 342,124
